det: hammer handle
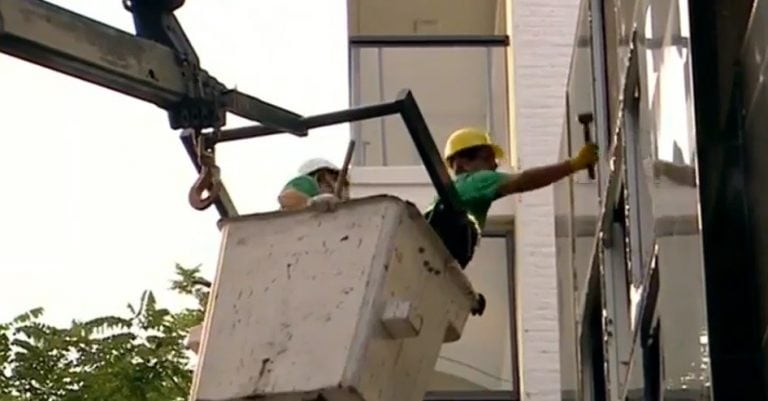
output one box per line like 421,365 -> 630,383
334,139 -> 356,198
577,114 -> 596,180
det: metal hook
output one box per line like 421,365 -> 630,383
188,159 -> 221,210
188,133 -> 221,211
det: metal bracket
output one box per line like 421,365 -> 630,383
206,89 -> 465,218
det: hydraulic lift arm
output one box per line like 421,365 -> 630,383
190,90 -> 464,219
0,0 -> 304,215
0,0 -> 307,132
0,0 -> 464,220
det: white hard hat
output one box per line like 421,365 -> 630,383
298,158 -> 339,175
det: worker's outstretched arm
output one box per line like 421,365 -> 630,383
498,143 -> 598,196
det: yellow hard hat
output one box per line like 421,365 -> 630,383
444,127 -> 505,161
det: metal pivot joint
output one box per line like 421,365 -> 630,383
126,0 -> 226,131
189,89 -> 466,219
120,0 -> 303,210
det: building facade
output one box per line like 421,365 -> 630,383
555,0 -> 768,400
346,1 -> 580,400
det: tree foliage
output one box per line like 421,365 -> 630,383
0,264 -> 210,401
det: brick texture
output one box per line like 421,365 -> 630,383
512,0 -> 579,400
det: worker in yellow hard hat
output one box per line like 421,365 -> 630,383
425,127 -> 598,268
277,157 -> 350,212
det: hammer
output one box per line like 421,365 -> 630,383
577,112 -> 596,180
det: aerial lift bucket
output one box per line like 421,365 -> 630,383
189,195 -> 478,401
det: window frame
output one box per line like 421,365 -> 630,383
349,35 -> 510,48
425,390 -> 519,401
348,35 -> 510,167
424,228 -> 520,399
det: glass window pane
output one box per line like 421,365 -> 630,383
567,0 -> 599,313
555,114 -> 579,399
351,46 -> 510,167
429,236 -> 516,391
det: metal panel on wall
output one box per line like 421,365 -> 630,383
556,0 -> 714,398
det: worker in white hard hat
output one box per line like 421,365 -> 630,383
277,157 -> 350,211
427,127 -> 599,268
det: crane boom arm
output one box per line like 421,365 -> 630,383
0,0 -> 185,106
0,0 -> 464,219
0,0 -> 306,133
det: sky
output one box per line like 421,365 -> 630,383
0,0 -> 350,325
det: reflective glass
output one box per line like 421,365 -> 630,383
636,0 -> 712,396
743,0 -> 768,378
566,0 -> 600,319
350,46 -> 510,167
557,0 -> 713,397
555,114 -> 578,400
429,236 -> 516,391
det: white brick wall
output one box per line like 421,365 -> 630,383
512,0 -> 579,400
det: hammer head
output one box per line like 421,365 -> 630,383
578,112 -> 594,125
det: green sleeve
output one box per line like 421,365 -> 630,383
460,170 -> 512,202
283,175 -> 321,197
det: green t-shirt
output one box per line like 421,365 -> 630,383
429,170 -> 510,229
283,175 -> 321,197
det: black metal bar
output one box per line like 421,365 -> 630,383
482,228 -> 513,238
397,90 -> 464,213
622,33 -> 640,106
588,297 -> 608,401
424,390 -> 518,401
474,228 -> 521,394
217,100 -> 402,143
639,261 -> 659,343
349,35 -> 510,48
641,324 -> 661,401
180,130 -> 238,218
201,90 -> 462,222
505,230 -> 522,396
222,90 -> 307,136
588,0 -> 611,192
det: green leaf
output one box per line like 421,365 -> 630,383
11,308 -> 44,325
0,263 -> 212,401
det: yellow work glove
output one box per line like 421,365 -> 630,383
570,142 -> 599,171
